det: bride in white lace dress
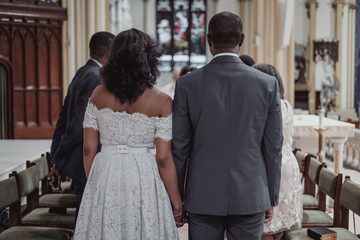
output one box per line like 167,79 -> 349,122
73,29 -> 183,240
253,64 -> 302,240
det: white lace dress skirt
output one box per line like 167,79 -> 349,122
74,151 -> 179,240
263,100 -> 303,234
263,148 -> 303,233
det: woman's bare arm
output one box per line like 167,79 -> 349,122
83,128 -> 99,178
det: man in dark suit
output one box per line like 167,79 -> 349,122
48,31 -> 115,214
172,12 -> 283,240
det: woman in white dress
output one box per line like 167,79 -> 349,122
73,29 -> 184,240
253,64 -> 303,240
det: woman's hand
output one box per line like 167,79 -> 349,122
173,206 -> 187,227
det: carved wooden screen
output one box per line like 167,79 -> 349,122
0,1 -> 66,139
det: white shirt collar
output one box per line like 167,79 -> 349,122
90,58 -> 103,67
212,52 -> 239,59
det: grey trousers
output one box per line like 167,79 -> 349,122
188,211 -> 266,240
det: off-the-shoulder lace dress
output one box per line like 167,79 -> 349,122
73,102 -> 179,240
263,99 -> 303,234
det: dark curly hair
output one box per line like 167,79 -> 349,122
101,28 -> 161,103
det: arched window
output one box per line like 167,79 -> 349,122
0,64 -> 8,139
156,0 -> 207,72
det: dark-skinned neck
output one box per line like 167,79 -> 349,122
211,46 -> 240,57
90,54 -> 108,66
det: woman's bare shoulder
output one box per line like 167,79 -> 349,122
89,85 -> 115,106
148,88 -> 172,117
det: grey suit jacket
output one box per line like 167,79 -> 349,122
172,55 -> 283,216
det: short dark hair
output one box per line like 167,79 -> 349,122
208,12 -> 243,49
239,55 -> 255,66
101,28 -> 161,103
89,31 -> 115,58
253,63 -> 285,100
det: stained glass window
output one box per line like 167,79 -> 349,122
156,0 -> 206,72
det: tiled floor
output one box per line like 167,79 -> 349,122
178,224 -> 188,240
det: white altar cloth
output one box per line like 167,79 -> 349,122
293,115 -> 355,138
293,115 -> 355,173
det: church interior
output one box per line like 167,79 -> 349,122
1,0 -> 360,239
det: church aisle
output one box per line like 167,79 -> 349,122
178,224 -> 188,240
0,139 -> 51,180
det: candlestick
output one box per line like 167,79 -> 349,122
314,106 -> 327,162
318,106 -> 324,128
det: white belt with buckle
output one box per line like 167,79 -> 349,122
101,144 -> 154,154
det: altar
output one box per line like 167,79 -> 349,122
293,115 -> 355,173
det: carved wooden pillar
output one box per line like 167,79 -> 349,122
0,1 -> 67,139
305,0 -> 318,114
65,0 -> 75,94
62,0 -> 69,96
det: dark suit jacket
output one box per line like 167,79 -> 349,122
172,55 -> 283,216
50,59 -> 101,196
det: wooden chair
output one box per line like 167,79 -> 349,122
302,156 -> 324,210
293,149 -> 307,178
0,176 -> 73,240
10,165 -> 76,229
284,176 -> 360,240
302,166 -> 343,228
332,176 -> 360,238
26,153 -> 77,209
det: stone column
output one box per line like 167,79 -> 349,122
333,0 -> 345,109
213,0 -> 219,15
87,0 -> 96,57
95,0 -> 107,31
143,0 -> 148,33
237,0 -> 255,56
347,0 -> 357,108
238,0 -> 247,56
75,0 -> 86,69
253,0 -> 265,62
332,137 -> 348,173
305,0 -> 318,114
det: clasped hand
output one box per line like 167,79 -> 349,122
173,208 -> 187,228
47,165 -> 62,190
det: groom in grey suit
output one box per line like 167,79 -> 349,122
172,12 -> 283,240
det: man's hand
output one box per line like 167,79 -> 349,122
264,207 -> 274,223
47,165 -> 62,189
